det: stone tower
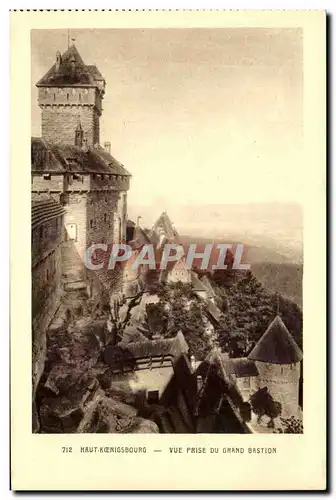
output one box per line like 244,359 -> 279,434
248,315 -> 303,418
36,44 -> 106,147
32,44 -> 131,305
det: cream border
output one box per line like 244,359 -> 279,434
10,10 -> 326,491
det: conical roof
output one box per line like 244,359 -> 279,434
247,315 -> 303,364
36,44 -> 102,88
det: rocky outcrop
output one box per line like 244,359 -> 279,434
77,393 -> 158,433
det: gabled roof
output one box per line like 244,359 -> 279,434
205,301 -> 222,324
87,65 -> 104,81
31,137 -> 131,176
200,275 -> 216,297
32,197 -> 65,230
191,271 -> 208,292
247,315 -> 303,365
194,349 -> 251,432
152,212 -> 179,241
36,45 -> 103,88
128,226 -> 151,249
103,331 -> 188,368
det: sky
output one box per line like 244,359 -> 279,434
31,28 -> 303,239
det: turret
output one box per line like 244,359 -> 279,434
75,119 -> 83,147
36,44 -> 106,146
248,315 -> 303,418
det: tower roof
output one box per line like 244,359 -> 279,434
152,212 -> 179,240
36,44 -> 104,88
247,315 -> 303,365
31,137 -> 131,176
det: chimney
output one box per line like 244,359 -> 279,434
197,375 -> 203,393
104,141 -> 111,154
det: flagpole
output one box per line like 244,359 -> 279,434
67,29 -> 70,49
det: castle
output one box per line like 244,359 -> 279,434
31,45 -> 303,434
31,44 -> 131,405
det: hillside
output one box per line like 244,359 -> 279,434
251,262 -> 302,308
206,269 -> 302,356
178,234 -> 303,307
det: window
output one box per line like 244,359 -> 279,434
104,213 -> 107,223
79,93 -> 82,101
43,174 -> 51,180
53,94 -> 56,101
147,390 -> 159,405
46,269 -> 49,281
67,93 -> 69,100
90,220 -> 94,228
39,226 -> 43,238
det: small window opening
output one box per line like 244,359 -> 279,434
147,390 -> 159,405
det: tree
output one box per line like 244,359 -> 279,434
144,303 -> 168,338
206,270 -> 302,353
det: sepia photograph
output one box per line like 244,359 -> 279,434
31,27 -> 305,436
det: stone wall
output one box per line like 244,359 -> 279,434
61,189 -> 124,301
32,214 -> 64,269
62,193 -> 88,283
31,174 -> 65,193
40,105 -> 100,146
86,190 -> 119,247
109,366 -> 175,398
32,244 -> 63,397
255,361 -> 301,418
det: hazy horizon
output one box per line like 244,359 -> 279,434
31,28 -> 303,240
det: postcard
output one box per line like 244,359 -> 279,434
10,9 -> 326,491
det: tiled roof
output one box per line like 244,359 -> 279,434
205,301 -> 222,323
221,357 -> 259,378
31,197 -> 65,230
36,45 -> 103,88
103,331 -> 188,367
128,226 -> 151,249
152,212 -> 179,241
31,137 -> 131,176
248,315 -> 303,365
194,349 -> 251,432
191,271 -> 208,292
87,65 -> 104,81
200,275 -> 215,297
